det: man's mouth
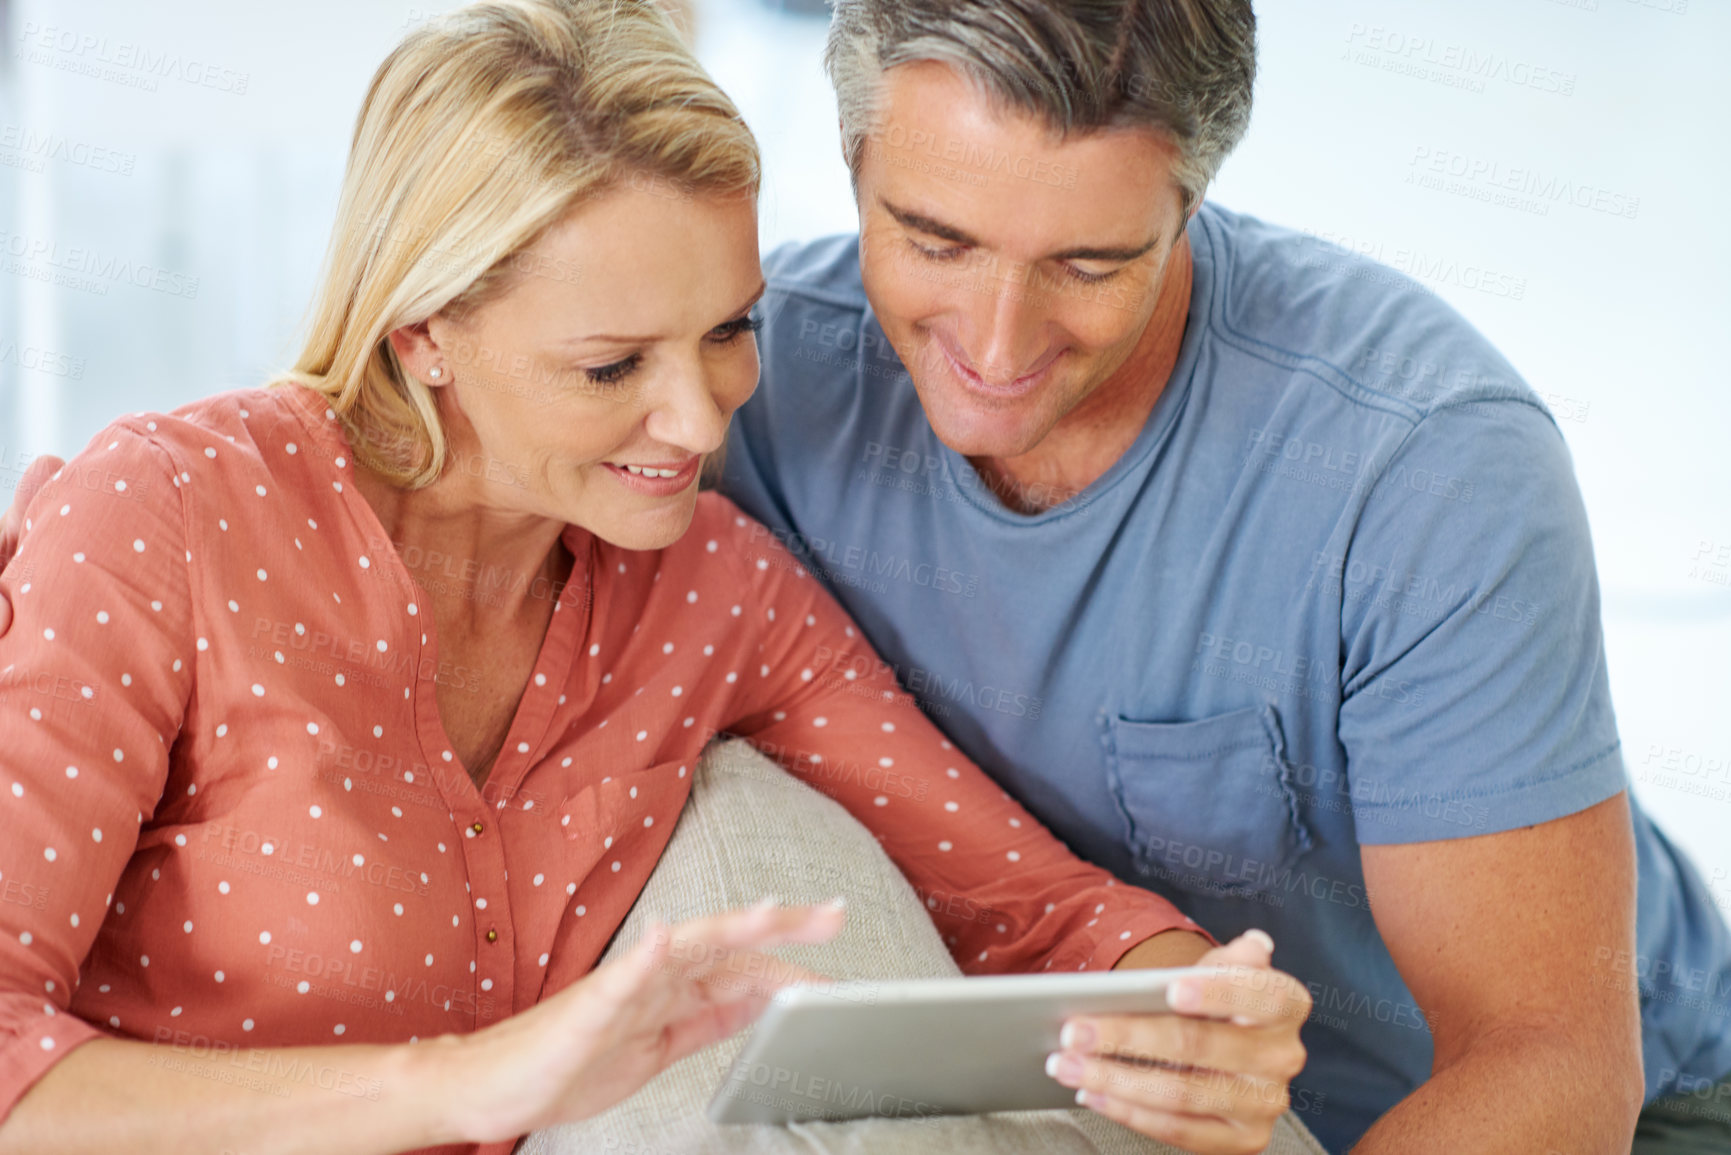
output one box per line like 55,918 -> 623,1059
932,334 -> 1060,400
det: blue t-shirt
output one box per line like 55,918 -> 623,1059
722,202 -> 1731,1152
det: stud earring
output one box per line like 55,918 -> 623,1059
429,367 -> 443,380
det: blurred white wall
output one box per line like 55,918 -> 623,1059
1,0 -> 1725,898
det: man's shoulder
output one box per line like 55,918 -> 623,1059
1196,203 -> 1549,422
762,234 -> 866,309
751,234 -> 911,421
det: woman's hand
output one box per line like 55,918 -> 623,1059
1050,929 -> 1312,1155
437,898 -> 846,1145
0,453 -> 62,637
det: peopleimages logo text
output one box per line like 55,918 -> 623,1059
17,22 -> 250,94
0,228 -> 199,299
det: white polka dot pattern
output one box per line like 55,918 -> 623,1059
0,386 -> 1198,1108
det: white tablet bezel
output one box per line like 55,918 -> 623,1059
707,965 -> 1226,1126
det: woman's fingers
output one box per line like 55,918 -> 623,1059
559,903 -> 842,1079
486,901 -> 844,1133
619,901 -> 844,1015
682,897 -> 849,953
640,901 -> 844,988
652,904 -> 842,1043
654,989 -> 777,1067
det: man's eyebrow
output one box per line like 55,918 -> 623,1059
1049,236 -> 1162,263
881,199 -> 980,246
882,197 -> 1160,264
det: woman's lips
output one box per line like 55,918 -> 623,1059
601,457 -> 700,496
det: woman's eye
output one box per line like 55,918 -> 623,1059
707,313 -> 764,344
585,354 -> 640,386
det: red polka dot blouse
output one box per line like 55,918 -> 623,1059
0,383 -> 1202,1152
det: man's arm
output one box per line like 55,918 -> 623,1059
1325,392 -> 1646,1150
1353,792 -> 1644,1153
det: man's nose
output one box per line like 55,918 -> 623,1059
969,267 -> 1048,386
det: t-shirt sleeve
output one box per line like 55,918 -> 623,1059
1336,400 -> 1625,843
0,422 -> 195,1121
708,502 -> 1209,973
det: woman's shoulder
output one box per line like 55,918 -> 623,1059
70,385 -> 308,474
34,385 -> 358,578
82,385 -> 349,506
114,384 -> 324,461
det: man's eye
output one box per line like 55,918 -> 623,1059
910,238 -> 967,263
1063,264 -> 1116,285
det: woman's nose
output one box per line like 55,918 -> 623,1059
643,366 -> 730,456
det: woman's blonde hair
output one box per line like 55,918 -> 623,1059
272,0 -> 759,488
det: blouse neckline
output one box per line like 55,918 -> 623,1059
272,382 -> 598,812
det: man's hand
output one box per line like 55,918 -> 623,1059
1048,928 -> 1311,1154
0,454 -> 62,636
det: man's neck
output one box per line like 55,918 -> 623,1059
971,232 -> 1193,514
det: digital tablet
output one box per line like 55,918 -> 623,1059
707,966 -> 1225,1126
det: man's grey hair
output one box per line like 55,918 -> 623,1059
823,0 -> 1256,219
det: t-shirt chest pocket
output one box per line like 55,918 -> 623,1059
1102,704 -> 1313,898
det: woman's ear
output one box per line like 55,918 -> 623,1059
386,321 -> 448,386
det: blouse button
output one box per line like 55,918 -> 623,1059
471,821 -> 484,835
486,928 -> 498,943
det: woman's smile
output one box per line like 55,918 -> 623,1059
598,455 -> 700,496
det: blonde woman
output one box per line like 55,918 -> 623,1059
0,2 -> 1308,1153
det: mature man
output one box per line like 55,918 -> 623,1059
712,1 -> 1731,1152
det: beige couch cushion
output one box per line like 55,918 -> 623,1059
517,739 -> 1327,1155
